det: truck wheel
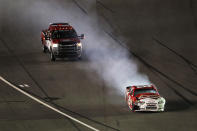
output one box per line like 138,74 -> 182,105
50,51 -> 56,61
43,45 -> 47,53
77,56 -> 82,60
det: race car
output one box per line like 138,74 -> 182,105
125,84 -> 165,112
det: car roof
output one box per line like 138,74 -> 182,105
132,84 -> 156,89
50,23 -> 69,26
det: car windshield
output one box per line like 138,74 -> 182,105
134,88 -> 157,96
52,30 -> 77,39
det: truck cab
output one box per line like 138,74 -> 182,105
41,23 -> 84,61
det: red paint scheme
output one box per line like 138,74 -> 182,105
49,25 -> 73,31
125,85 -> 159,111
40,23 -> 80,47
40,23 -> 84,61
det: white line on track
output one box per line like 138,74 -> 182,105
0,76 -> 100,131
24,84 -> 30,87
19,84 -> 24,87
19,84 -> 30,88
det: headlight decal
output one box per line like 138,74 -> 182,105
135,100 -> 145,105
158,97 -> 166,104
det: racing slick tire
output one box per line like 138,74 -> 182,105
50,51 -> 56,61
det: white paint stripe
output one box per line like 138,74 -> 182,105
0,76 -> 100,131
24,84 -> 30,87
19,85 -> 24,87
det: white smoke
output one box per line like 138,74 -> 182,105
79,26 -> 151,95
75,1 -> 151,95
20,0 -> 151,95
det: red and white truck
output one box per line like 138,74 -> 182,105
41,23 -> 84,61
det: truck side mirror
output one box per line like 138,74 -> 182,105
45,30 -> 51,40
45,36 -> 50,40
45,34 -> 51,40
79,34 -> 84,39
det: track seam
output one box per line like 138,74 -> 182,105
96,0 -> 115,13
190,0 -> 197,31
107,31 -> 194,104
7,80 -> 120,131
72,0 -> 88,15
98,9 -> 197,97
0,38 -> 120,131
0,76 -> 99,131
105,31 -> 197,97
0,38 -> 51,98
152,36 -> 197,75
150,69 -> 193,105
0,38 -> 82,131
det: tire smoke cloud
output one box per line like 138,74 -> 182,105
1,0 -> 151,95
72,1 -> 151,95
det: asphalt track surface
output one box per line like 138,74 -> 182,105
0,0 -> 197,131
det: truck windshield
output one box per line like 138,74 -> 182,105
52,30 -> 77,39
134,88 -> 157,96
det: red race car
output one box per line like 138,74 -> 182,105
125,84 -> 165,112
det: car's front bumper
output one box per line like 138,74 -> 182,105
135,103 -> 165,112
